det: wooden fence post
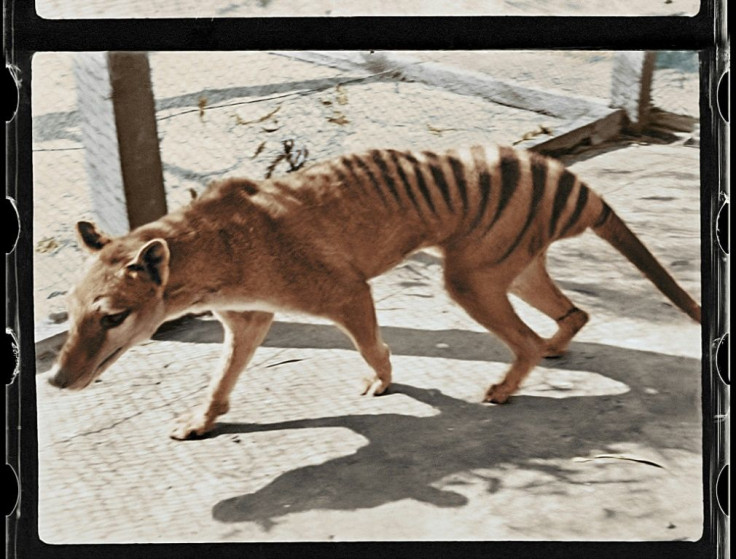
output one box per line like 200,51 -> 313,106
610,51 -> 657,133
74,51 -> 167,236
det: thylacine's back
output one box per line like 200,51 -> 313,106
48,144 -> 700,440
231,146 -> 602,278
235,145 -> 699,323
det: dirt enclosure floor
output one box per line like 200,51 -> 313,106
34,139 -> 703,543
36,0 -> 701,17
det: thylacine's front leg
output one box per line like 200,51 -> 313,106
325,282 -> 393,398
170,310 -> 274,440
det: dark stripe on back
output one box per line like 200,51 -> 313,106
558,184 -> 590,238
593,200 -> 612,228
340,156 -> 367,196
388,150 -> 425,218
484,146 -> 520,233
469,146 -> 492,230
549,169 -> 576,237
495,154 -> 548,263
404,152 -> 438,216
447,153 -> 469,211
424,151 -> 454,212
352,154 -> 390,207
332,162 -> 349,187
370,150 -> 404,208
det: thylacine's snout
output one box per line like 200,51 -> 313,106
47,346 -> 124,390
46,334 -> 100,390
47,363 -> 87,390
47,364 -> 64,388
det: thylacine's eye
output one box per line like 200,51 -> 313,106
101,310 -> 131,329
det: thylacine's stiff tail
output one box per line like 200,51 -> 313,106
591,202 -> 701,324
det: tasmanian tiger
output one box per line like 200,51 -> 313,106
48,145 -> 701,440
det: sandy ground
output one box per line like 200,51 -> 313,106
30,51 -> 703,543
36,0 -> 701,18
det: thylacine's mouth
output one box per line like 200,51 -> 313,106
76,347 -> 124,389
97,347 -> 122,373
49,346 -> 126,390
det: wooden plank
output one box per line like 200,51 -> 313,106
648,107 -> 698,132
525,108 -> 626,154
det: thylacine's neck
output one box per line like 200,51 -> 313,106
129,186 -> 283,319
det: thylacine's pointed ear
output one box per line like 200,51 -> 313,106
76,221 -> 112,252
127,239 -> 170,287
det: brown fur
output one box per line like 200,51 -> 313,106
48,145 -> 701,439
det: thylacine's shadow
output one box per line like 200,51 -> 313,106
154,316 -> 698,381
157,317 -> 701,420
211,342 -> 700,528
152,309 -> 701,528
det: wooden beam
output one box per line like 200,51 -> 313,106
524,108 -> 626,155
107,52 -> 168,230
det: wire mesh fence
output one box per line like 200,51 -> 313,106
31,49 -> 699,340
651,51 -> 701,117
30,49 -> 703,543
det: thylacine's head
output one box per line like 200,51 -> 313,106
48,221 -> 170,390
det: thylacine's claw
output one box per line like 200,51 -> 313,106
484,383 -> 512,404
169,413 -> 216,440
361,376 -> 390,397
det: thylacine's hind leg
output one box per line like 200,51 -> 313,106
324,282 -> 392,397
510,253 -> 589,358
444,264 -> 545,404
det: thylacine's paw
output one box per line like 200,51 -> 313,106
170,399 -> 229,440
169,412 -> 217,441
543,336 -> 572,358
484,383 -> 513,404
545,308 -> 588,358
361,375 -> 391,397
